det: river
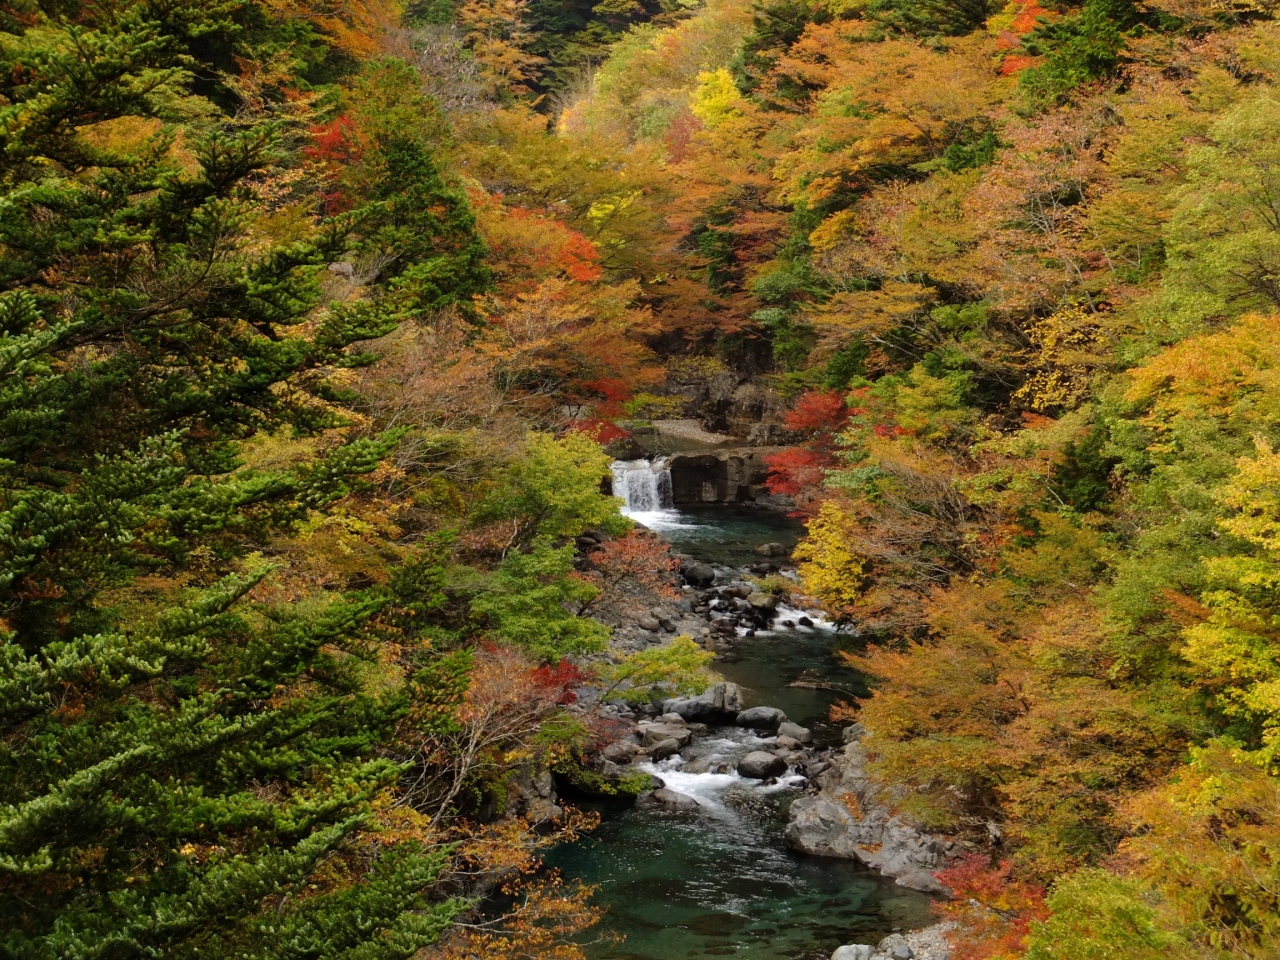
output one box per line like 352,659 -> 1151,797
544,468 -> 934,960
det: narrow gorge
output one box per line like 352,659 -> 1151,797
538,436 -> 961,959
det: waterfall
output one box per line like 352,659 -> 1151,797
611,458 -> 674,514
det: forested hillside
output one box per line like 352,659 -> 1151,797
2,0 -> 1279,956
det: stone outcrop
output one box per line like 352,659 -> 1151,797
667,448 -> 784,505
661,681 -> 746,723
506,762 -> 563,823
786,732 -> 958,894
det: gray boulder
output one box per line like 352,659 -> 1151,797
842,722 -> 865,743
895,869 -> 950,896
775,735 -> 803,750
738,751 -> 787,779
785,742 -> 952,886
778,721 -> 813,743
831,947 -> 873,960
875,935 -> 915,960
640,723 -> 692,748
651,788 -> 699,809
746,592 -> 779,611
661,682 -> 746,722
755,542 -> 790,557
601,741 -> 640,763
682,563 -> 716,588
637,615 -> 661,632
647,737 -> 682,761
785,797 -> 879,859
736,706 -> 787,729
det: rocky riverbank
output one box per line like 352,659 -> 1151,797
577,525 -> 964,892
554,494 -> 968,958
587,680 -> 963,897
831,923 -> 957,960
786,725 -> 968,896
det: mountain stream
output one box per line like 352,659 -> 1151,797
543,464 -> 934,959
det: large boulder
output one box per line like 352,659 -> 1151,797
601,741 -> 641,763
785,742 -> 953,888
662,682 -> 746,722
647,737 -> 682,761
755,542 -> 790,557
681,562 -> 716,588
651,788 -> 699,809
786,797 -> 878,859
831,947 -> 873,960
736,706 -> 787,729
778,721 -> 812,743
738,751 -> 788,779
640,722 -> 692,748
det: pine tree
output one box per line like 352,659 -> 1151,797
0,2 -> 484,955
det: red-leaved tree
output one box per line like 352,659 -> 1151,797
766,388 -> 851,513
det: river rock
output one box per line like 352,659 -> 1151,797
755,542 -> 789,557
647,737 -> 682,761
637,615 -> 661,632
651,788 -> 699,809
601,741 -> 641,763
831,947 -> 873,960
778,721 -> 812,743
785,741 -> 952,891
656,713 -> 689,726
877,935 -> 915,959
843,722 -> 865,743
738,751 -> 788,779
786,797 -> 875,858
640,723 -> 692,748
736,706 -> 787,729
746,592 -> 778,611
661,681 -> 746,722
876,922 -> 955,960
682,562 -> 716,588
775,735 -> 803,750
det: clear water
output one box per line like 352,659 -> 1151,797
550,784 -> 932,960
547,506 -> 934,959
714,616 -> 867,747
631,504 -> 805,567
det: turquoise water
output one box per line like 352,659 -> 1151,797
548,790 -> 932,960
545,505 -> 934,959
713,621 -> 867,747
632,504 -> 805,567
